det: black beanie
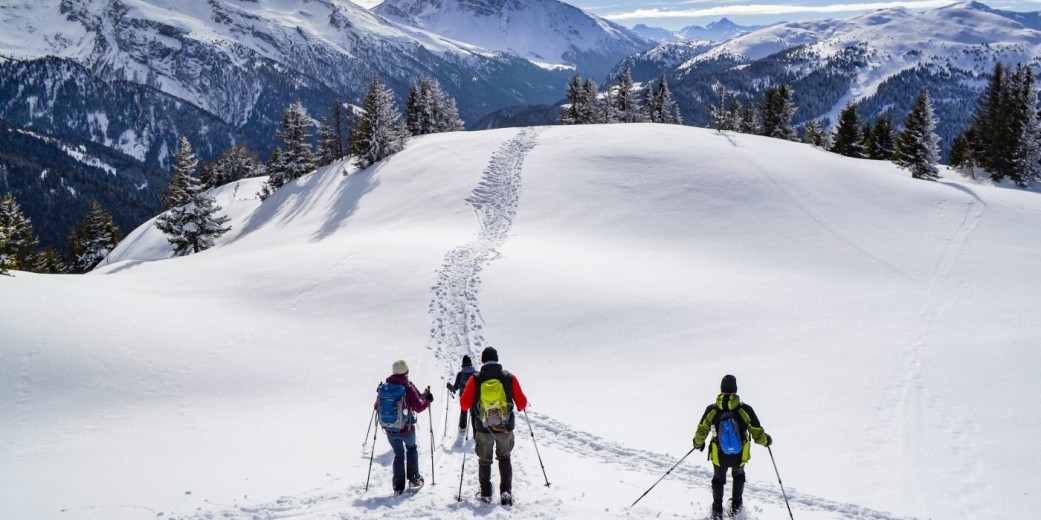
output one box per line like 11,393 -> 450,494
481,347 -> 498,363
462,355 -> 472,367
721,375 -> 738,394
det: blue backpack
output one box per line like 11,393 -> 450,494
376,383 -> 412,432
717,410 -> 744,455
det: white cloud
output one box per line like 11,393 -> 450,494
603,0 -> 953,20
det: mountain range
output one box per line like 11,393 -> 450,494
632,18 -> 776,42
4,0 -> 1041,251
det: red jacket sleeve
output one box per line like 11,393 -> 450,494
460,375 -> 476,411
512,375 -> 527,412
406,383 -> 431,414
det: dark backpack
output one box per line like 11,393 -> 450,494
717,409 -> 744,455
376,383 -> 411,432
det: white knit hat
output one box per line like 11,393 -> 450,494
392,360 -> 409,375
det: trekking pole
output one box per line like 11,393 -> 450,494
428,407 -> 437,485
363,409 -> 375,447
442,387 -> 451,439
630,446 -> 696,507
364,413 -> 380,492
768,446 -> 795,520
522,410 -> 550,487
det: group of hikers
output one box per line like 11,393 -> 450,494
373,346 -> 770,519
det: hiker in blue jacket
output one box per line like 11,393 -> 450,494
375,360 -> 433,494
446,355 -> 476,433
693,375 -> 772,519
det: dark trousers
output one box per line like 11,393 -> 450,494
458,409 -> 469,430
386,430 -> 419,491
711,464 -> 746,512
474,430 -> 515,497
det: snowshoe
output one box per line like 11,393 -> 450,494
500,491 -> 514,506
408,477 -> 424,491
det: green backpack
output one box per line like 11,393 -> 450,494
478,378 -> 511,433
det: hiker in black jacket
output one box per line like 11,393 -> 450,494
446,355 -> 476,433
693,375 -> 772,519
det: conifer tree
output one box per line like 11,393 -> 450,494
971,62 -> 1005,170
31,248 -> 68,274
802,119 -> 831,148
866,114 -> 896,160
0,226 -> 9,275
580,78 -> 602,124
332,98 -> 347,159
0,193 -> 39,271
155,172 -> 231,256
708,82 -> 731,131
640,83 -> 656,122
614,63 -> 642,123
600,86 -> 620,124
259,147 -> 285,200
738,103 -> 760,134
261,101 -> 316,196
653,75 -> 682,124
68,200 -> 122,273
162,136 -> 198,210
405,77 -> 464,135
201,144 -> 262,190
948,130 -> 975,175
894,89 -> 941,180
315,116 -> 339,167
351,76 -> 407,169
761,85 -> 797,140
562,74 -> 583,125
831,102 -> 863,157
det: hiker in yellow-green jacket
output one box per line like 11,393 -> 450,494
693,375 -> 772,520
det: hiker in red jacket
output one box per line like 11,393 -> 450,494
460,347 -> 527,505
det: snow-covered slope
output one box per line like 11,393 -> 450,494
373,0 -> 654,76
3,125 -> 1040,520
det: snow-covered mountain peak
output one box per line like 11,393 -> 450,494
373,0 -> 654,76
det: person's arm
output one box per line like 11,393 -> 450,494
460,375 -> 476,411
741,404 -> 771,446
511,375 -> 528,411
407,383 -> 432,413
693,405 -> 715,450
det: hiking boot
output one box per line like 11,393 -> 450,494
729,497 -> 743,516
393,489 -> 404,496
711,504 -> 724,520
408,477 -> 424,489
500,491 -> 513,506
476,492 -> 493,504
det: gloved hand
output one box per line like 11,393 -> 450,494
422,386 -> 434,402
765,434 -> 773,447
446,382 -> 455,394
694,441 -> 705,452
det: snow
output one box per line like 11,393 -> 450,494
2,125 -> 1041,520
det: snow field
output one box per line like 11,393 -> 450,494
2,125 -> 1040,519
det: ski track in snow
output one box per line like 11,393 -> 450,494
175,128 -> 914,520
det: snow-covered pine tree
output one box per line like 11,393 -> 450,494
406,77 -> 465,135
67,200 -> 122,273
739,103 -> 760,134
614,63 -> 642,123
31,248 -> 68,274
315,116 -> 339,167
640,82 -> 656,122
761,85 -> 797,140
0,193 -> 39,271
726,99 -> 742,132
332,98 -> 347,159
261,101 -> 317,196
654,75 -> 682,124
970,62 -> 1005,172
600,86 -> 620,124
831,102 -> 863,158
162,136 -> 198,210
1018,74 -> 1041,185
802,119 -> 829,147
866,114 -> 896,160
562,74 -> 583,125
948,131 -> 975,175
259,147 -> 285,200
894,89 -> 941,180
708,82 -> 730,132
580,78 -> 602,124
155,171 -> 231,256
0,226 -> 9,275
351,76 -> 407,169
201,144 -> 262,190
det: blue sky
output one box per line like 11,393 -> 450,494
361,0 -> 1041,30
